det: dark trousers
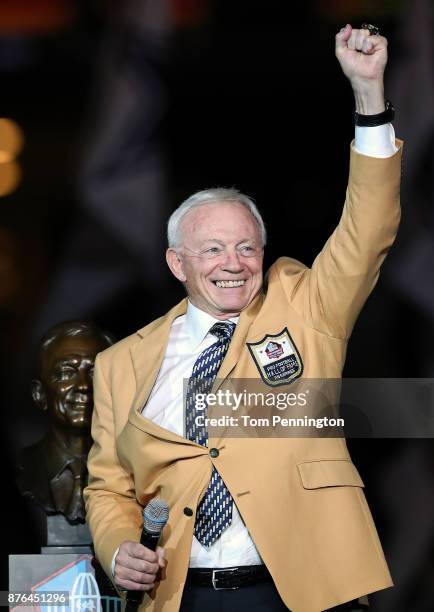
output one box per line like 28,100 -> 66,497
180,581 -> 368,611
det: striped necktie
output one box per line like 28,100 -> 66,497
185,321 -> 235,547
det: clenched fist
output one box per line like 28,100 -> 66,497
114,540 -> 166,591
335,24 -> 388,115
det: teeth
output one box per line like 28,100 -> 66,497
215,280 -> 245,288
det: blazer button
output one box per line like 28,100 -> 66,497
209,448 -> 219,458
184,507 -> 193,517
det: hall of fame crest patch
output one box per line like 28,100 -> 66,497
247,327 -> 303,387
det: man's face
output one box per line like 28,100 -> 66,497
167,201 -> 264,319
38,334 -> 107,430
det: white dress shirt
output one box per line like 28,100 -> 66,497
355,123 -> 397,156
144,301 -> 263,568
112,124 -> 398,573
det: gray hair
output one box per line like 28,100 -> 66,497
167,187 -> 267,248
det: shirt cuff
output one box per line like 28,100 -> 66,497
354,124 -> 398,158
111,547 -> 120,578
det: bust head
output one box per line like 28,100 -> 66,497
32,321 -> 115,431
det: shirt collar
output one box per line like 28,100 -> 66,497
185,300 -> 239,350
44,433 -> 87,482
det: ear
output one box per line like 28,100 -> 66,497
166,248 -> 187,283
31,379 -> 47,411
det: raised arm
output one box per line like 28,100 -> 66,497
275,25 -> 402,339
335,23 -> 388,115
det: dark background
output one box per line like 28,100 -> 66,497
1,1 -> 433,610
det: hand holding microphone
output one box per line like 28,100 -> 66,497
114,499 -> 169,608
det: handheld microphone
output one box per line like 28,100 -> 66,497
125,498 -> 169,611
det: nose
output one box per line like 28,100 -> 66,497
221,248 -> 244,273
76,367 -> 92,392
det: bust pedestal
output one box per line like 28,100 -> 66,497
41,514 -> 92,554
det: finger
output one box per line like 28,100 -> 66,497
114,577 -> 155,592
361,37 -> 374,55
335,24 -> 352,51
156,547 -> 166,569
115,566 -> 158,585
361,35 -> 388,58
355,29 -> 369,50
347,30 -> 357,51
363,34 -> 387,51
116,555 -> 160,575
123,542 -> 159,563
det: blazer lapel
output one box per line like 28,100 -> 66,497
128,297 -> 207,448
129,298 -> 188,418
128,292 -> 264,440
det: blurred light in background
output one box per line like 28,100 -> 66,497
0,118 -> 23,161
0,0 -> 74,35
0,118 -> 24,196
170,0 -> 210,26
0,163 -> 21,197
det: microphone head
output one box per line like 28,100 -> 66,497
143,499 -> 169,534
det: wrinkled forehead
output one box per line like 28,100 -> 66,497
180,200 -> 261,245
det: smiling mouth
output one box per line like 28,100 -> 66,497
69,403 -> 91,411
213,280 -> 246,288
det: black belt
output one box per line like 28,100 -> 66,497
186,565 -> 272,590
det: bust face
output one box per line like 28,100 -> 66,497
38,333 -> 108,431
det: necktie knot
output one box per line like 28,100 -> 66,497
209,321 -> 235,341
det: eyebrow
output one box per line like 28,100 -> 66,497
53,355 -> 83,365
199,238 -> 259,246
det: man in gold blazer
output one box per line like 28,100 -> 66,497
85,24 -> 403,611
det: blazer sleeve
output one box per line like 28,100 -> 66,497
275,140 -> 403,339
84,352 -> 143,581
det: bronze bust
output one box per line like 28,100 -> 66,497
17,321 -> 115,525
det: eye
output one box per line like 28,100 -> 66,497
203,246 -> 223,257
54,367 -> 76,381
239,245 -> 257,256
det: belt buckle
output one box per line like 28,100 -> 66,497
211,567 -> 239,591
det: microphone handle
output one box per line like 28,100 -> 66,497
125,529 -> 162,610
140,529 -> 160,551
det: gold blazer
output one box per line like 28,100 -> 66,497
85,142 -> 403,611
